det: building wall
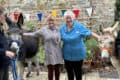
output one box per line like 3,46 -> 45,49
3,0 -> 116,32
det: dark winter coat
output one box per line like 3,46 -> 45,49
115,30 -> 120,58
0,29 -> 9,69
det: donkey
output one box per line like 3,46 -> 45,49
5,13 -> 40,80
103,22 -> 120,70
98,26 -> 115,70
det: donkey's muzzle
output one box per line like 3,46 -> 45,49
10,42 -> 19,54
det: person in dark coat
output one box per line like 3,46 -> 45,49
0,6 -> 15,80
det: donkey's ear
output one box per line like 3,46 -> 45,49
5,14 -> 14,28
17,13 -> 24,28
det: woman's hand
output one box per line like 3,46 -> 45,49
5,51 -> 15,58
91,32 -> 101,40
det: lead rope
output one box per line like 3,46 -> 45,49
10,56 -> 19,80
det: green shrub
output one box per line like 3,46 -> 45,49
85,38 -> 99,60
25,21 -> 37,31
39,46 -> 45,63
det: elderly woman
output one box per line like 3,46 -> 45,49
24,15 -> 63,80
60,10 -> 100,80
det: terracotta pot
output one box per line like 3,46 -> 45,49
91,61 -> 102,68
83,60 -> 91,65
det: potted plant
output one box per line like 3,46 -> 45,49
85,38 -> 99,59
83,38 -> 99,68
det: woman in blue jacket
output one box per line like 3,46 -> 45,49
60,10 -> 100,80
0,6 -> 15,80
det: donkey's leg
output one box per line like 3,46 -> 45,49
34,56 -> 40,76
26,59 -> 32,77
32,54 -> 40,76
111,56 -> 120,70
17,61 -> 24,80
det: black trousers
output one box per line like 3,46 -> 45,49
47,64 -> 61,80
0,66 -> 9,80
64,60 -> 83,80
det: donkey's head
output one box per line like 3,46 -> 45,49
5,13 -> 24,54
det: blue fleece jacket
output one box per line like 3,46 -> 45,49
60,21 -> 91,61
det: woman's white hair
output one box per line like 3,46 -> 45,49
64,10 -> 75,20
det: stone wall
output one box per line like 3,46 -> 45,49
3,0 -> 116,32
67,0 -> 116,32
